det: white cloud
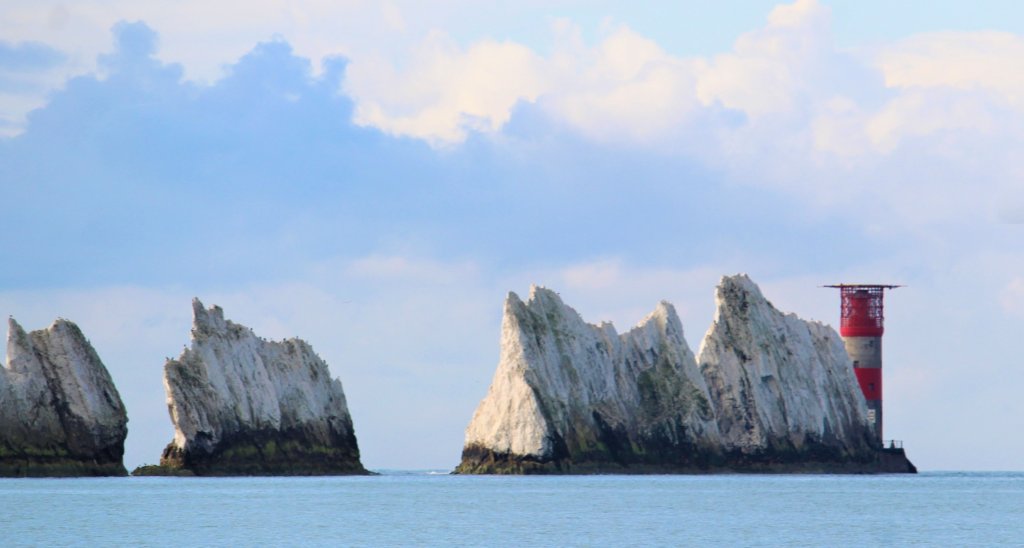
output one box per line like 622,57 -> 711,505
345,32 -> 546,145
6,0 -> 1024,204
695,0 -> 831,118
4,0 -> 1023,241
342,20 -> 708,146
864,89 -> 1000,153
554,3 -> 1024,231
878,31 -> 1024,109
540,25 -> 701,144
809,96 -> 871,157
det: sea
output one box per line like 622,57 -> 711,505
2,471 -> 1021,546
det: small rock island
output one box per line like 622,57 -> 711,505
0,318 -> 128,476
456,274 -> 915,474
141,299 -> 367,476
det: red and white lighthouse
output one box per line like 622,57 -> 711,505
825,284 -> 900,444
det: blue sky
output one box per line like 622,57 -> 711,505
1,0 -> 1022,471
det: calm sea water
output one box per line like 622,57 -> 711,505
2,472 -> 1021,546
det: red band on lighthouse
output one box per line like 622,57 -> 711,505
854,367 -> 882,401
838,286 -> 886,337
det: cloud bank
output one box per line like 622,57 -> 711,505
340,0 -> 1024,226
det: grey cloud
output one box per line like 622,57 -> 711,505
0,40 -> 66,72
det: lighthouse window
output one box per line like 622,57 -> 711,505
869,382 -> 876,393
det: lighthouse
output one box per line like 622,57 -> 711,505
824,284 -> 900,444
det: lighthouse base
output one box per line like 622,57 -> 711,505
877,447 -> 917,473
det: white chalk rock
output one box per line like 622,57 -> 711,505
697,274 -> 873,455
0,318 -> 127,476
459,286 -> 718,472
458,275 -> 894,474
160,299 -> 364,475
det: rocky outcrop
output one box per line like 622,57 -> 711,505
456,275 -> 915,474
697,275 -> 914,472
0,318 -> 128,476
457,287 -> 719,473
156,299 -> 367,475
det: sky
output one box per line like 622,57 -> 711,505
0,0 -> 1022,472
